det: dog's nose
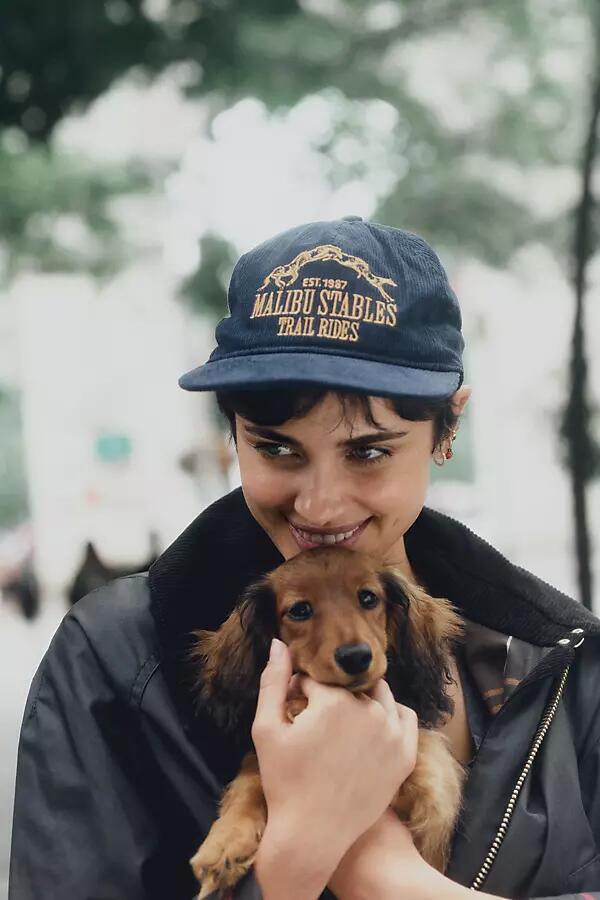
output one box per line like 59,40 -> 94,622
334,642 -> 373,675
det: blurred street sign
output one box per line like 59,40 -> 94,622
95,433 -> 132,463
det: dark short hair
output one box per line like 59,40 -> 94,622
216,389 -> 458,452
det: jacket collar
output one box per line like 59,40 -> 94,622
148,488 -> 600,779
149,486 -> 600,650
149,488 -> 283,663
402,506 -> 600,642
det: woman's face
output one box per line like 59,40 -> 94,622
236,392 -> 456,577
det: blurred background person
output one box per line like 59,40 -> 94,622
0,0 -> 599,895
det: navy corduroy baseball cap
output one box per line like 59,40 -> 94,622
179,217 -> 464,399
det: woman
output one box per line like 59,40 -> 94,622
9,217 -> 600,900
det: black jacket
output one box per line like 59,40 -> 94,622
9,488 -> 600,900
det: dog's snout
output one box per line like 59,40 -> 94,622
334,642 -> 373,675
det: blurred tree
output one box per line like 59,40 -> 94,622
559,2 -> 600,609
0,0 -> 577,273
0,138 -> 150,281
0,388 -> 28,526
0,0 -> 299,141
180,233 -> 237,320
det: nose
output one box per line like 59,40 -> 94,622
293,460 -> 348,527
334,642 -> 373,675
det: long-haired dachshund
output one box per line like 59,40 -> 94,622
188,546 -> 465,898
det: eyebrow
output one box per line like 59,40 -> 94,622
243,424 -> 409,448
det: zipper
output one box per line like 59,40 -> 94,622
470,628 -> 585,891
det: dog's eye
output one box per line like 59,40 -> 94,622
287,601 -> 313,620
359,590 -> 379,609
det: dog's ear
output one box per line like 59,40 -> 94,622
187,578 -> 278,732
379,568 -> 463,728
379,569 -> 411,652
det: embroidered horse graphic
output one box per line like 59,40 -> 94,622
258,244 -> 397,303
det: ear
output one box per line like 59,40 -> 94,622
450,384 -> 471,417
379,569 -> 410,653
187,578 -> 278,732
379,568 -> 463,727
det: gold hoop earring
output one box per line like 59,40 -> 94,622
446,428 -> 458,460
433,448 -> 446,467
434,429 -> 457,466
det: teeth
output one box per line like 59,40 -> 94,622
295,524 -> 360,544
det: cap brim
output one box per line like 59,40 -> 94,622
179,352 -> 461,399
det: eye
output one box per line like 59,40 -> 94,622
252,442 -> 297,460
359,590 -> 379,609
287,601 -> 313,621
350,446 -> 391,465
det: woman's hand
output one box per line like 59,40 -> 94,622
252,638 -> 418,899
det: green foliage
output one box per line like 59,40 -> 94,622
179,233 -> 237,320
0,0 -> 300,141
0,0 -> 591,282
0,137 -> 152,281
0,388 -> 28,527
377,168 -> 539,268
0,0 -> 579,146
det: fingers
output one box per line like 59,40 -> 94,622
367,683 -> 418,778
365,679 -> 418,720
285,671 -> 419,737
297,674 -> 343,705
298,676 -> 406,720
253,638 -> 293,731
286,672 -> 304,700
368,678 -> 398,717
396,701 -> 418,726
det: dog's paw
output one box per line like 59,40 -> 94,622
191,821 -> 262,898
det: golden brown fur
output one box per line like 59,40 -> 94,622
188,546 -> 465,896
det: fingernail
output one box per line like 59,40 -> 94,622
269,638 -> 284,662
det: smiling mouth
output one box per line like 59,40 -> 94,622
288,517 -> 371,548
